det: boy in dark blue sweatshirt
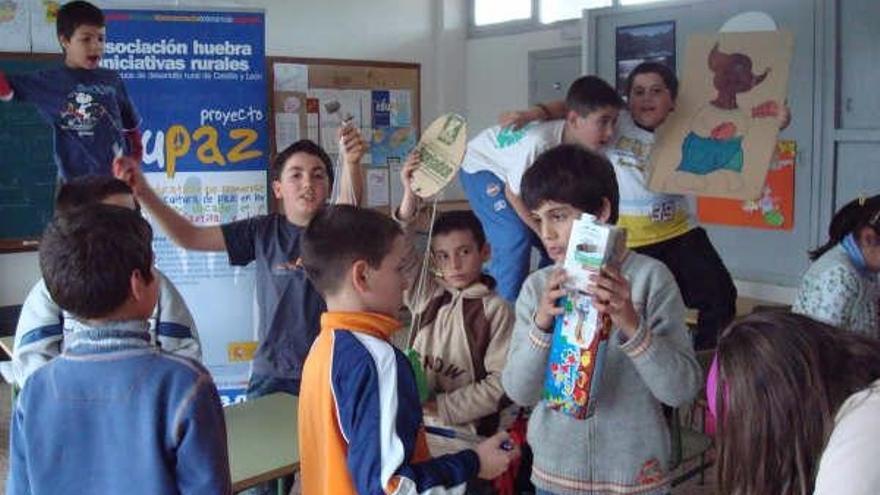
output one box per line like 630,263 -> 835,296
7,204 -> 231,495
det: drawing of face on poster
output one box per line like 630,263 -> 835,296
648,32 -> 793,200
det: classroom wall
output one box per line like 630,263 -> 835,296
465,27 -> 575,132
0,0 -> 467,307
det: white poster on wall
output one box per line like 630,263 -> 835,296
0,0 -> 30,52
273,62 -> 308,92
366,167 -> 389,207
307,88 -> 372,156
28,0 -> 59,53
145,170 -> 267,400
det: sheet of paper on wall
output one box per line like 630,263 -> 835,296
273,91 -> 306,152
372,90 -> 412,128
273,63 -> 308,92
390,90 -> 412,126
306,97 -> 320,142
275,113 -> 300,153
366,167 -> 390,207
371,126 -> 417,167
647,31 -> 793,200
696,140 -> 796,230
389,159 -> 405,208
28,0 -> 61,53
308,88 -> 372,155
0,1 -> 31,52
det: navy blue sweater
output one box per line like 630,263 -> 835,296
7,320 -> 231,494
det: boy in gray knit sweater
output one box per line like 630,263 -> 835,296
501,144 -> 701,495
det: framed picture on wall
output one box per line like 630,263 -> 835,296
615,21 -> 676,95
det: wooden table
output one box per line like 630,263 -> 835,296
226,392 -> 299,493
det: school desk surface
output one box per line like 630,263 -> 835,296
226,392 -> 299,492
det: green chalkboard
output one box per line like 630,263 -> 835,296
0,53 -> 62,252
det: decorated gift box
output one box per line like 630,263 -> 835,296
543,214 -> 626,419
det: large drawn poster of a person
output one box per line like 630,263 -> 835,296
648,32 -> 793,200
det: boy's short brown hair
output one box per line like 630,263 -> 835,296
57,1 -> 105,39
271,139 -> 334,188
565,75 -> 624,118
432,210 -> 486,248
55,176 -> 134,215
521,144 -> 620,224
301,205 -> 402,295
40,204 -> 154,319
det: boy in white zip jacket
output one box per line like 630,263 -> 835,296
4,176 -> 200,388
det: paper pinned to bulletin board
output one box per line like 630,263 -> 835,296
269,58 -> 421,209
0,0 -> 30,51
697,140 -> 795,230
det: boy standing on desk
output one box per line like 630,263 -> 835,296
0,1 -> 142,179
8,204 -> 230,494
5,176 -> 200,389
458,75 -> 623,302
297,205 -> 518,494
115,132 -> 365,399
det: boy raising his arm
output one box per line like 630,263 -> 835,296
115,129 -> 365,398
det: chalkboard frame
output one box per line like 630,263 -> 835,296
0,52 -> 64,254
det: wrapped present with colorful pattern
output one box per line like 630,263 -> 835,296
542,214 -> 626,419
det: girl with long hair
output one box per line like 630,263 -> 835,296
711,311 -> 880,495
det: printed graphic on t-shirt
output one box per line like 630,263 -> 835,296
494,123 -> 537,149
615,136 -> 650,172
273,257 -> 303,274
60,90 -> 107,137
650,201 -> 676,222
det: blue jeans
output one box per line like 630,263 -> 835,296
460,169 -> 551,302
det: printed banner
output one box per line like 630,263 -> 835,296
105,9 -> 267,404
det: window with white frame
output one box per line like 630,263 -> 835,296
540,0 -> 612,24
474,0 -> 532,26
471,0 -> 683,32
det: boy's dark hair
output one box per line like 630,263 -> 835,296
625,62 -> 679,100
565,75 -> 624,117
57,1 -> 105,39
40,204 -> 154,320
521,144 -> 620,224
432,210 -> 486,248
55,176 -> 133,214
809,194 -> 880,261
301,205 -> 402,295
271,139 -> 334,188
